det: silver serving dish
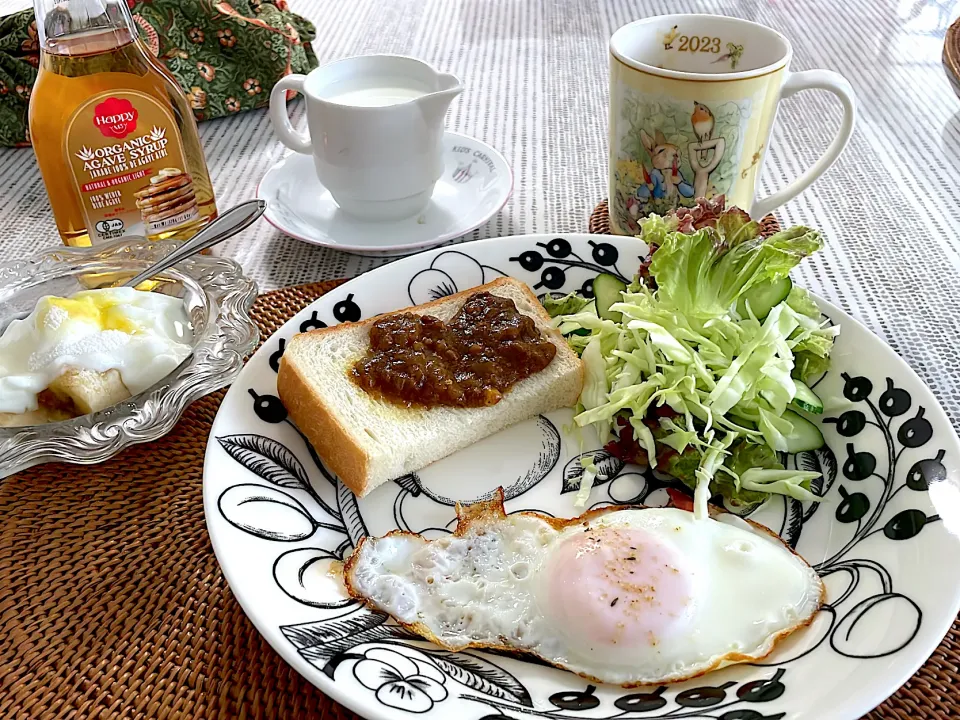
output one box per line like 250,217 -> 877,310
0,239 -> 259,478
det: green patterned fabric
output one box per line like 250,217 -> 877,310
0,0 -> 318,147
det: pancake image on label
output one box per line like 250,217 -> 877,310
135,182 -> 194,211
136,168 -> 199,232
145,199 -> 199,224
139,192 -> 196,216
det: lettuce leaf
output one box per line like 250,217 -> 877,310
739,469 -> 821,501
793,350 -> 831,385
782,285 -> 838,381
638,213 -> 680,249
542,292 -> 591,318
786,286 -> 820,318
575,456 -> 601,508
714,441 -> 780,510
669,195 -> 731,233
657,439 -> 701,489
648,215 -> 823,321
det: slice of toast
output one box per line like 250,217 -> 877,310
0,406 -> 73,428
0,368 -> 132,427
277,277 -> 583,497
47,368 -> 131,415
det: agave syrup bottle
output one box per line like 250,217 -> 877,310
29,0 -> 218,247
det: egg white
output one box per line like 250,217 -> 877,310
344,502 -> 824,686
0,287 -> 192,414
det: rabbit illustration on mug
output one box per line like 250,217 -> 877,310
635,129 -> 695,203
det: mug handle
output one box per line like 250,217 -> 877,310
751,69 -> 856,219
269,74 -> 313,154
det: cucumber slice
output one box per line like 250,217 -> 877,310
736,276 -> 793,320
594,273 -> 628,322
791,380 -> 824,414
781,409 -> 825,453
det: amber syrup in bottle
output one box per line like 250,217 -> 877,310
29,0 -> 218,246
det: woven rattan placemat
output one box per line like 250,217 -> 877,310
1,215 -> 957,719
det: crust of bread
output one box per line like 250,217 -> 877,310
343,490 -> 827,688
277,277 -> 583,496
277,347 -> 371,489
296,276 -> 567,341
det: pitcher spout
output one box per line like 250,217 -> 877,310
417,72 -> 463,123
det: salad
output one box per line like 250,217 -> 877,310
546,198 -> 838,519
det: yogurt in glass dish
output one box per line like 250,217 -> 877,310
0,238 -> 258,477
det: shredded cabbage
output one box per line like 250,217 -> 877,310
575,456 -> 601,508
555,202 -> 837,519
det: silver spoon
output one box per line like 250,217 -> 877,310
122,199 -> 266,287
0,200 -> 266,334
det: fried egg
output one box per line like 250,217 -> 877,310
344,491 -> 824,686
0,287 -> 192,414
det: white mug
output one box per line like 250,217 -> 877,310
608,15 -> 856,234
270,55 -> 463,222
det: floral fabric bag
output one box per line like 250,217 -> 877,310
0,0 -> 318,147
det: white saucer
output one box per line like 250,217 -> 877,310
257,131 -> 512,257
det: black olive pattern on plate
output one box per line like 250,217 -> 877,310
509,237 -> 634,297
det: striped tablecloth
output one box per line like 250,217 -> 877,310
0,0 -> 958,428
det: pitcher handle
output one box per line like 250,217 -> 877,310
269,74 -> 313,155
751,69 -> 856,220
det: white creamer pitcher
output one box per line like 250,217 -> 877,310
270,55 -> 463,222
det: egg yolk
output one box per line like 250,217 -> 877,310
41,295 -> 139,335
544,526 -> 691,650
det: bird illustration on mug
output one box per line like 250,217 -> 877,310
691,102 -> 714,161
662,25 -> 679,50
688,101 -> 725,199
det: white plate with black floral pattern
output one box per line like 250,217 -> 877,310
203,234 -> 960,720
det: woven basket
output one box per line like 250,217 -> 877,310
944,17 -> 960,99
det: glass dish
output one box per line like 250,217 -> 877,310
0,238 -> 259,478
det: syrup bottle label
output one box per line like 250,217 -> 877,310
64,90 -> 201,243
